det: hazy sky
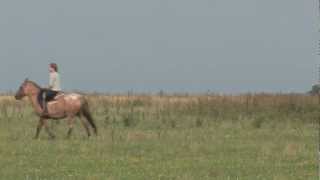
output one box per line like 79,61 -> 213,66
0,0 -> 317,93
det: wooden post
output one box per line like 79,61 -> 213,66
317,0 -> 320,177
318,1 -> 320,178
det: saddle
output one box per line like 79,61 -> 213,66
37,89 -> 63,109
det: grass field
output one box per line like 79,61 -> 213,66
0,93 -> 318,180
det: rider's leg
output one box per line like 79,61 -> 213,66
42,91 -> 48,116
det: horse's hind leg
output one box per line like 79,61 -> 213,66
34,118 -> 44,139
81,105 -> 97,136
43,119 -> 55,139
66,116 -> 75,139
80,117 -> 91,137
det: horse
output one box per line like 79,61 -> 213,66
15,78 -> 97,139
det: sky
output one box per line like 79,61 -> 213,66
0,0 -> 318,93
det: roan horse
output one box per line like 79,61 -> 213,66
15,79 -> 97,139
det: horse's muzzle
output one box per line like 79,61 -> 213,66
15,94 -> 22,100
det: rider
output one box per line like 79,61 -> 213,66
42,63 -> 62,116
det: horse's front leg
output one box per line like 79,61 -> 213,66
34,118 -> 44,139
43,119 -> 55,139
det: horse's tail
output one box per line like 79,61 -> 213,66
81,99 -> 98,135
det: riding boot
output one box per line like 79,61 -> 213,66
42,93 -> 49,117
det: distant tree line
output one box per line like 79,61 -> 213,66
309,84 -> 320,95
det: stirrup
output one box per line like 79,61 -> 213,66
41,111 -> 49,118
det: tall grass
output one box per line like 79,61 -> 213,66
0,93 -> 318,179
86,93 -> 319,129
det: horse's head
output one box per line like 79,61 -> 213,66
15,78 -> 40,100
15,79 -> 28,100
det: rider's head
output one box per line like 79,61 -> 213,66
49,63 -> 58,73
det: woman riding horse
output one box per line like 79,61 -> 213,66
41,63 -> 61,116
15,79 -> 97,139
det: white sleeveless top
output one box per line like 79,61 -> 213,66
49,72 -> 61,91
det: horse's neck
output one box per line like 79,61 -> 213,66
28,91 -> 43,115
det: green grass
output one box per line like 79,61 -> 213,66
0,94 -> 318,180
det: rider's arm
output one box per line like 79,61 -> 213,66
49,73 -> 56,89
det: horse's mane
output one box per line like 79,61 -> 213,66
26,80 -> 42,89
